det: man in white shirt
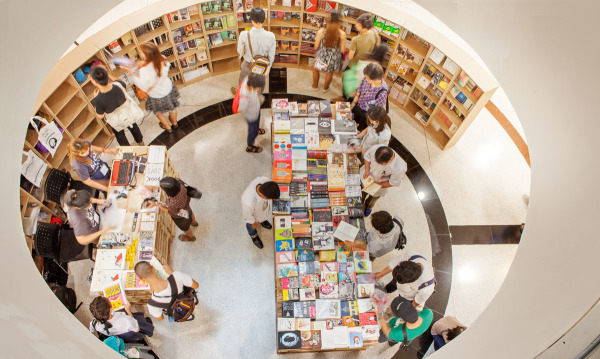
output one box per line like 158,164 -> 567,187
134,262 -> 199,321
232,7 -> 276,93
360,145 -> 407,215
374,250 -> 436,311
241,177 -> 281,248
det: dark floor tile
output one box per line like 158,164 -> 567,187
406,166 -> 438,201
156,126 -> 188,148
220,99 -> 234,116
431,233 -> 452,274
391,344 -> 421,359
389,137 -> 420,172
411,311 -> 441,355
261,93 -> 273,109
449,225 -> 493,245
175,118 -> 195,137
421,198 -> 449,235
491,225 -> 523,244
425,271 -> 452,315
149,137 -> 164,146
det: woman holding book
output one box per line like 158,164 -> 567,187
130,42 -> 180,133
307,10 -> 346,93
89,296 -> 154,342
356,105 -> 392,153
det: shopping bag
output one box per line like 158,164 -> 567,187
21,150 -> 48,187
30,116 -> 63,157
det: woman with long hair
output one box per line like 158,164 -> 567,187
67,138 -> 116,192
130,42 -> 180,133
308,10 -> 346,93
89,296 -> 154,342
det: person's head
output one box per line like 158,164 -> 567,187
446,326 -> 465,341
140,42 -> 164,76
257,181 -> 280,199
355,13 -> 374,32
324,10 -> 342,48
68,138 -> 92,165
246,73 -> 266,91
363,63 -> 384,83
159,177 -> 182,198
370,211 -> 394,234
249,7 -> 266,25
390,296 -> 419,324
65,189 -> 92,210
392,261 -> 423,284
89,296 -> 113,329
366,106 -> 391,133
89,65 -> 109,87
366,44 -> 388,64
374,146 -> 394,165
134,261 -> 157,281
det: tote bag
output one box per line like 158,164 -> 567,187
30,116 -> 63,157
21,150 -> 48,187
104,82 -> 145,131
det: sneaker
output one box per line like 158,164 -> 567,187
260,221 -> 272,229
364,209 -> 372,216
305,85 -> 318,91
252,236 -> 264,249
388,340 -> 399,347
136,141 -> 144,146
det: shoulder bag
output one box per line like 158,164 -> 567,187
29,116 -> 64,157
247,32 -> 270,75
104,82 -> 145,131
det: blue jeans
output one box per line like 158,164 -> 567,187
246,116 -> 260,146
246,223 -> 258,238
433,334 -> 446,350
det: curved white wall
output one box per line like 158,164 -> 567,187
2,0 -> 599,358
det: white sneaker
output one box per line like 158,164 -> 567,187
305,85 -> 318,91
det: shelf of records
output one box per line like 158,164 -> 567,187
268,98 -> 380,352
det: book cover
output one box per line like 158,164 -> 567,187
319,282 -> 339,299
296,318 -> 311,331
357,283 -> 375,298
278,331 -> 302,349
349,331 -> 364,348
282,276 -> 300,289
282,301 -> 295,317
277,262 -> 299,278
319,250 -> 336,261
298,260 -> 316,275
123,270 -> 149,290
283,288 -> 300,301
342,315 -> 361,327
300,274 -> 319,288
357,298 -> 376,313
275,228 -> 294,241
333,326 -> 350,348
274,216 -> 292,230
278,317 -> 295,331
299,287 -> 316,301
316,299 -> 341,319
321,271 -> 338,283
301,330 -> 322,349
294,238 -> 312,250
276,251 -> 295,264
295,249 -> 315,262
95,249 -> 127,270
276,239 -> 294,252
273,199 -> 291,214
312,235 -> 335,251
356,273 -> 375,284
359,312 -> 378,326
362,325 -> 380,341
336,250 -> 351,263
319,134 -> 335,150
294,301 -> 311,318
325,318 -> 344,329
338,281 -> 357,300
317,118 -> 331,134
103,280 -> 127,312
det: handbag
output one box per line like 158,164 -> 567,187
134,85 -> 148,100
104,82 -> 145,130
29,116 -> 64,157
246,32 -> 270,75
314,57 -> 329,72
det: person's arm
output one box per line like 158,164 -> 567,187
237,31 -> 246,58
90,145 -> 117,155
363,160 -> 370,179
190,279 -> 199,290
75,225 -> 115,245
266,34 -> 276,75
242,201 -> 256,225
348,37 -> 357,60
313,29 -> 324,51
414,282 -> 435,309
374,266 -> 392,279
377,180 -> 392,188
122,301 -> 141,332
339,30 -> 347,53
376,307 -> 392,338
81,178 -> 109,193
356,127 -> 368,139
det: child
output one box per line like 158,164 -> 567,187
238,73 -> 266,153
89,296 -> 154,342
356,105 -> 392,153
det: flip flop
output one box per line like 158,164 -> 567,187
246,145 -> 263,153
258,128 -> 266,135
191,222 -> 199,227
159,123 -> 173,133
178,234 -> 196,242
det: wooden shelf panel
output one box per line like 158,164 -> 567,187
426,61 -> 454,80
114,42 -> 137,57
45,82 -> 78,115
452,79 -> 479,104
276,50 -> 299,55
203,11 -> 235,19
414,84 -> 440,103
398,35 -> 429,58
211,57 -> 239,75
270,19 -> 301,27
81,80 -> 96,99
209,45 -> 239,61
388,68 -> 417,84
56,95 -> 87,128
275,34 -> 300,42
79,118 -> 103,142
444,93 -> 471,116
137,26 -> 169,44
209,40 -> 237,50
169,15 -> 202,29
48,141 -> 71,168
270,5 -> 302,12
409,97 -> 433,116
67,109 -> 95,139
438,105 -> 463,127
272,62 -> 299,68
392,53 -> 421,72
425,123 -> 450,147
91,129 -> 113,148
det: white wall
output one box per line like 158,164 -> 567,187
1,0 -> 599,358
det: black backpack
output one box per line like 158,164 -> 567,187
51,285 -> 82,314
148,275 -> 198,322
393,218 -> 407,250
375,88 -> 389,113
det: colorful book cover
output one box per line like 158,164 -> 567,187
316,299 -> 341,319
342,315 -> 361,327
276,251 -> 295,264
356,273 -> 375,284
278,317 -> 295,331
282,301 -> 295,317
319,282 -> 339,299
349,331 -> 364,348
103,280 -> 127,312
321,271 -> 338,283
299,287 -> 316,301
359,312 -> 378,326
295,238 -> 312,249
338,281 -> 357,301
296,318 -> 312,331
276,228 -> 294,241
123,270 -> 149,290
298,261 -> 316,275
319,250 -> 336,262
336,250 -> 351,263
278,331 -> 302,349
301,330 -> 322,349
362,325 -> 380,341
320,262 -> 338,273
357,283 -> 375,298
282,276 -> 300,289
276,239 -> 293,252
295,249 -> 315,262
300,274 -> 319,288
277,262 -> 299,278
325,318 -> 344,329
283,288 -> 299,301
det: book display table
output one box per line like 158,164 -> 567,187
270,99 -> 380,353
90,146 -> 178,305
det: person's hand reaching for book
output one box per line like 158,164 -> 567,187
252,222 -> 259,229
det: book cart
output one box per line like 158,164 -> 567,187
25,0 -> 497,254
270,98 -> 380,352
89,146 -> 179,306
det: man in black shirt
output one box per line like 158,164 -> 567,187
90,66 -> 144,146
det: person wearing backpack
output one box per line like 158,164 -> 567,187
90,65 -> 144,147
232,7 -> 276,94
351,63 -> 388,131
376,295 -> 433,347
374,250 -> 436,311
134,261 -> 199,322
89,296 -> 154,342
342,211 -> 406,261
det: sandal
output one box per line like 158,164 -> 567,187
191,221 -> 199,227
178,234 -> 196,242
246,145 -> 263,153
258,128 -> 266,135
159,123 -> 173,133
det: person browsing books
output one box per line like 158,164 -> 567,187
239,73 -> 267,153
361,145 -> 407,216
61,189 -> 115,245
355,106 -> 392,153
307,10 -> 346,93
68,138 -> 116,192
130,43 -> 180,133
374,250 -> 436,311
344,211 -> 403,260
347,13 -> 381,68
89,65 -> 144,147
343,45 -> 387,101
376,295 -> 433,346
351,63 -> 388,131
241,177 -> 281,248
134,261 -> 199,322
232,7 -> 276,93
89,296 -> 154,342
431,316 -> 467,351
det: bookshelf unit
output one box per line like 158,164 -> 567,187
25,0 -> 497,253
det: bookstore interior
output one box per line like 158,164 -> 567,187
18,0 -> 509,357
